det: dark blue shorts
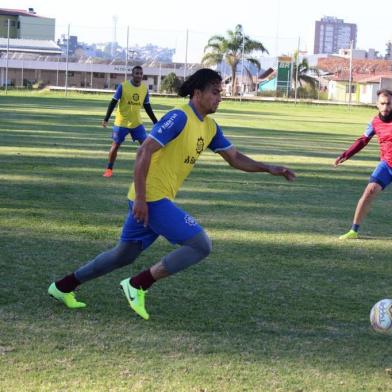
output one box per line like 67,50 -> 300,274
369,160 -> 392,190
112,124 -> 147,144
120,198 -> 203,249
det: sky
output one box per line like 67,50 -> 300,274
3,0 -> 392,62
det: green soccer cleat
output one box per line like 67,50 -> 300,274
120,278 -> 149,320
48,282 -> 86,309
339,229 -> 359,240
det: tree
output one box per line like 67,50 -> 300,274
202,24 -> 268,96
160,72 -> 182,94
292,52 -> 320,93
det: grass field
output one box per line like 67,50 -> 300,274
1,91 -> 392,391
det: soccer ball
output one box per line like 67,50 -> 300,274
370,299 -> 392,335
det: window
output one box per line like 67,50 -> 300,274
4,20 -> 16,27
346,84 -> 356,93
93,73 -> 105,78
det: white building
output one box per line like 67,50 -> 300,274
0,8 -> 55,41
338,48 -> 379,60
357,74 -> 392,104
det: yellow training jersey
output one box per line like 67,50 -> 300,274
114,81 -> 147,128
128,104 -> 217,201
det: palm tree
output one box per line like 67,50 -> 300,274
202,25 -> 268,96
292,52 -> 320,93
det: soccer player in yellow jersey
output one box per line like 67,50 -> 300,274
48,69 -> 296,319
102,65 -> 158,177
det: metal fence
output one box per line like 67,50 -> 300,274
1,18 -> 310,96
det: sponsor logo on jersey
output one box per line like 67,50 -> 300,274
196,137 -> 204,154
161,113 -> 178,130
184,136 -> 205,164
184,214 -> 197,226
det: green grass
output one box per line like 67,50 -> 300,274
1,91 -> 392,391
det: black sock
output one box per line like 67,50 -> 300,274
351,224 -> 360,232
55,273 -> 80,293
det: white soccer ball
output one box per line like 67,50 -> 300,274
370,299 -> 392,335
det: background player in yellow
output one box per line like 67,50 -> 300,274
102,65 -> 158,177
48,69 -> 296,320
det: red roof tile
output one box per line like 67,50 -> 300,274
0,8 -> 43,18
318,57 -> 392,82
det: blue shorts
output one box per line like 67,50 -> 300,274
369,160 -> 392,190
112,124 -> 147,144
120,198 -> 203,249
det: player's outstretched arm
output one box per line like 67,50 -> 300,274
218,146 -> 296,181
334,155 -> 347,167
334,135 -> 371,167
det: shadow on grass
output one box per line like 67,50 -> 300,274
1,93 -> 391,377
0,94 -> 175,113
1,229 -> 392,372
2,156 -> 387,240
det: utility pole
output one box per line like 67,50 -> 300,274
65,24 -> 70,96
294,37 -> 300,104
112,16 -> 118,59
240,31 -> 245,102
125,26 -> 129,81
5,19 -> 10,94
184,29 -> 189,81
348,40 -> 353,108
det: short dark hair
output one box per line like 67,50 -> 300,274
377,88 -> 392,97
178,68 -> 222,98
132,65 -> 143,72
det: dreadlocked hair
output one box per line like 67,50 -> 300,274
178,68 -> 222,98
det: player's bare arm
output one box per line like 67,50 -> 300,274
132,138 -> 162,226
218,146 -> 296,181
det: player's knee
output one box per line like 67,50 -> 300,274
365,183 -> 382,197
200,234 -> 212,258
161,232 -> 212,275
188,231 -> 212,259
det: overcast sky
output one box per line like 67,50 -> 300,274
3,0 -> 392,62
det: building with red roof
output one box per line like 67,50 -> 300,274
317,57 -> 392,103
